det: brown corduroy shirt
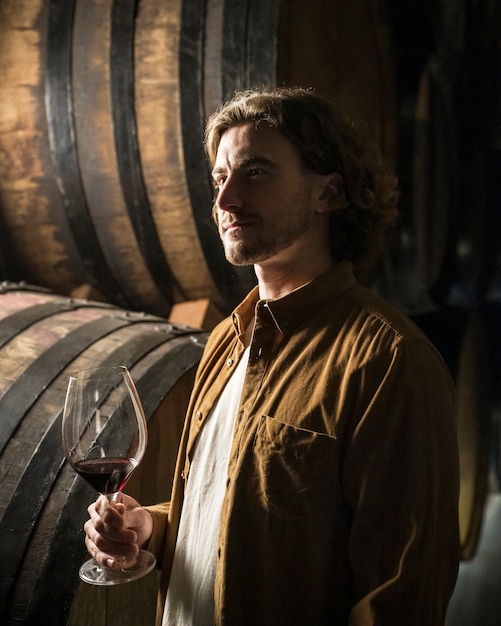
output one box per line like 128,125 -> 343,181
146,261 -> 460,626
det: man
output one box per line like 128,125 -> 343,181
84,86 -> 460,625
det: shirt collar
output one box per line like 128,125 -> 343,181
231,261 -> 356,338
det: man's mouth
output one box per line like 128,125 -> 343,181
223,219 -> 255,233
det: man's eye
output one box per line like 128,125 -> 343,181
213,177 -> 225,189
248,168 -> 262,177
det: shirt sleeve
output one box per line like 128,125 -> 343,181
342,336 -> 460,625
144,501 -> 170,563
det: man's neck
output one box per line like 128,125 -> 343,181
254,256 -> 334,301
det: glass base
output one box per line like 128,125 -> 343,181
79,549 -> 156,586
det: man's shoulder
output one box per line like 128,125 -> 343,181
337,283 -> 432,345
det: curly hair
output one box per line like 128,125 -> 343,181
204,86 -> 399,264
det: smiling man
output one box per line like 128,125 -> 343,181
84,86 -> 460,626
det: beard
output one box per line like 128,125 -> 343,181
218,186 -> 314,267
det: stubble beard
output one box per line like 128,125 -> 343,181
222,229 -> 271,266
220,191 -> 313,267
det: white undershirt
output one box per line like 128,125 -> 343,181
163,347 -> 250,626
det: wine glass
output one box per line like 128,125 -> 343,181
62,365 -> 156,585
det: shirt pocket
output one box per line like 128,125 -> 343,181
253,415 -> 337,522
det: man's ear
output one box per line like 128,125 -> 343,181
316,172 -> 345,214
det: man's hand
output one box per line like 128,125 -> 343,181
83,493 -> 153,569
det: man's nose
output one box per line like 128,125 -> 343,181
215,176 -> 242,213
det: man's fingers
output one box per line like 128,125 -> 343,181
84,523 -> 139,564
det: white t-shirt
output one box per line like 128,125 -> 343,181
163,348 -> 250,626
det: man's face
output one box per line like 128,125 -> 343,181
211,122 -> 327,267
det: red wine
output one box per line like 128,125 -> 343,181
74,457 -> 135,495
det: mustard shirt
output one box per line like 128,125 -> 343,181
147,261 -> 460,626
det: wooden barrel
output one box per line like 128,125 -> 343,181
0,0 -> 399,315
412,307 -> 491,560
485,302 -> 501,491
277,0 -> 397,165
393,1 -> 500,307
0,283 -> 207,625
0,0 -> 269,317
411,62 -> 458,301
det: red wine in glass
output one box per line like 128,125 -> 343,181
73,457 -> 136,495
62,365 -> 156,585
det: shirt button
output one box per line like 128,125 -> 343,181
226,358 -> 233,367
195,411 -> 202,421
254,347 -> 263,360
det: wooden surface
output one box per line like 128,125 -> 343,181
0,0 -> 263,317
277,0 -> 397,165
0,286 -> 205,625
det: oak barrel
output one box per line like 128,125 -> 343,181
0,0 -> 400,315
0,283 -> 207,625
277,0 -> 396,164
412,307 -> 491,561
0,0 -> 271,317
